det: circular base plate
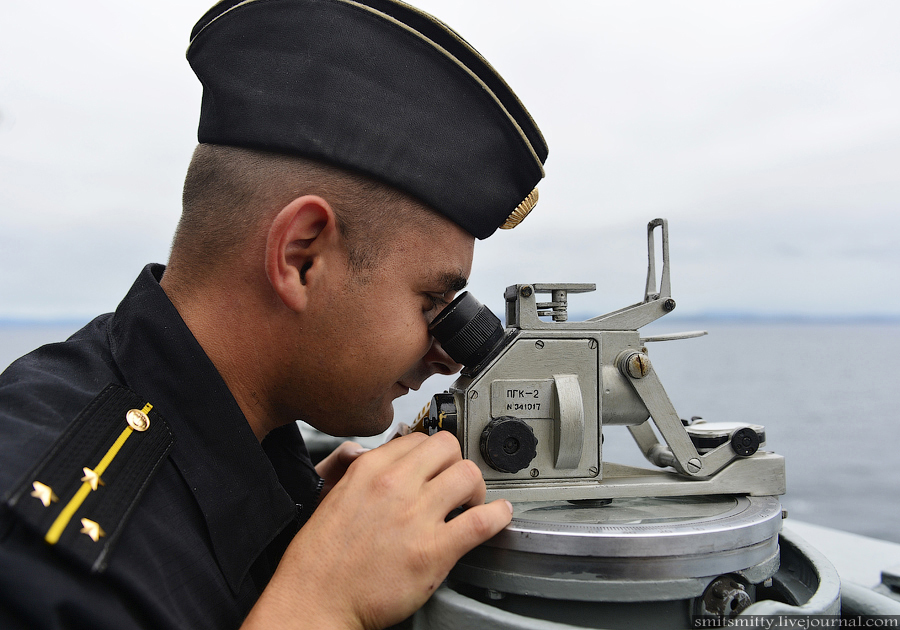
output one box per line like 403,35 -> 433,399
451,495 -> 782,601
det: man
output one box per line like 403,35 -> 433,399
0,1 -> 548,628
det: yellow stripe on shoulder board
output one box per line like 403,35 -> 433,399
44,403 -> 152,545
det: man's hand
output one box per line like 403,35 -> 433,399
241,431 -> 513,630
315,440 -> 368,499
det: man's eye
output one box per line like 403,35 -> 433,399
424,293 -> 449,314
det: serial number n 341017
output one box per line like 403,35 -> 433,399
508,402 -> 541,411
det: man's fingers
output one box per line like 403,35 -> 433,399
442,499 -> 514,557
362,431 -> 429,464
427,458 -> 487,511
370,432 -> 486,513
408,431 -> 466,481
385,422 -> 412,441
336,441 -> 368,465
367,430 -> 462,480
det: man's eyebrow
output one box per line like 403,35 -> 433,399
434,271 -> 468,295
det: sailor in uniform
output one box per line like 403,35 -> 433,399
0,0 -> 547,628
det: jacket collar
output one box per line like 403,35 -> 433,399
108,264 -> 308,593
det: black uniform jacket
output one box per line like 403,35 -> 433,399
0,264 -> 323,629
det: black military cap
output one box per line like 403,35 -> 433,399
187,0 -> 548,239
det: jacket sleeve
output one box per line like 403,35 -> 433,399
0,514 -> 151,630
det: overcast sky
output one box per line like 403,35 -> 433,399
1,0 -> 898,320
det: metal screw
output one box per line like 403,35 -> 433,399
470,391 -> 478,400
782,509 -> 788,519
663,298 -> 676,312
589,466 -> 599,476
520,286 -> 533,298
530,468 -> 540,477
485,589 -> 506,601
535,340 -> 545,349
687,458 -> 702,473
623,352 -> 651,378
703,577 -> 751,618
588,339 -> 598,349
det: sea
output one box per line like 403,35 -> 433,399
2,318 -> 898,545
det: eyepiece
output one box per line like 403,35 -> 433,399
429,292 -> 505,368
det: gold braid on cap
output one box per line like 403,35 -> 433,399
500,187 -> 539,230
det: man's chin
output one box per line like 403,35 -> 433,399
349,402 -> 395,438
302,401 -> 394,438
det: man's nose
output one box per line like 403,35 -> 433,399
423,337 -> 464,376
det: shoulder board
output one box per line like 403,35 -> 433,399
5,383 -> 174,573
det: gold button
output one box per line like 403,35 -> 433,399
126,409 -> 150,432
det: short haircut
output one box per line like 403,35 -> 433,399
170,143 -> 442,278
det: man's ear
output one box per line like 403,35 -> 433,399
265,195 -> 339,312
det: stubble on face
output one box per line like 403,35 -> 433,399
286,216 -> 475,438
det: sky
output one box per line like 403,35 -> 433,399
1,0 -> 899,321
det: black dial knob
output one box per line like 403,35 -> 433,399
480,417 -> 538,474
730,427 -> 761,457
